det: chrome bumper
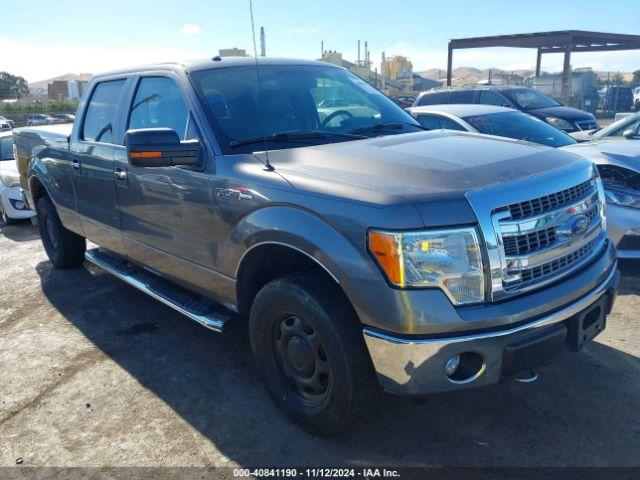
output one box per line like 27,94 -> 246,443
363,265 -> 619,395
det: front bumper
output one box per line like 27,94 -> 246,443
1,186 -> 36,220
363,264 -> 619,395
606,203 -> 640,259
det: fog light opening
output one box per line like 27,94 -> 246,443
445,352 -> 485,383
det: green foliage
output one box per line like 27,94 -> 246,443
0,72 -> 29,100
0,99 -> 78,114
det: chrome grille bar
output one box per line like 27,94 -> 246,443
466,162 -> 606,302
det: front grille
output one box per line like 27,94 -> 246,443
513,238 -> 598,287
494,179 -> 605,295
507,180 -> 593,220
503,227 -> 556,256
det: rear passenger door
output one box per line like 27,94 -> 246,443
71,78 -> 129,255
115,74 -> 218,296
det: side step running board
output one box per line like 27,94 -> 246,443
85,249 -> 233,332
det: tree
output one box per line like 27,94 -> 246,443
0,72 -> 29,100
633,70 -> 640,87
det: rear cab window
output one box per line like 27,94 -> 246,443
82,80 -> 127,143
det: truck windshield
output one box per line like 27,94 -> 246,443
463,111 -> 576,148
190,64 -> 423,153
501,88 -> 560,110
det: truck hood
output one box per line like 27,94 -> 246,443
257,131 -> 583,203
255,131 -> 584,226
562,139 -> 640,171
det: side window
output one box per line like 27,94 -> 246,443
438,117 -> 466,131
478,91 -> 509,107
419,92 -> 450,106
129,77 -> 190,140
415,114 -> 442,130
82,80 -> 126,143
449,91 -> 475,104
416,114 -> 465,131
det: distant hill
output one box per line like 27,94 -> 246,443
29,73 -> 93,92
416,66 -> 633,86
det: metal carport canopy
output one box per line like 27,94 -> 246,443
446,30 -> 640,99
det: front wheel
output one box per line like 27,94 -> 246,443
36,196 -> 86,268
249,273 -> 378,436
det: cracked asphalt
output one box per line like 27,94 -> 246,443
1,220 -> 639,468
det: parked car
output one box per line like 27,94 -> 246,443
391,95 -> 416,108
0,116 -> 15,128
15,57 -> 618,435
50,113 -> 76,123
413,86 -> 599,132
26,114 -> 57,126
408,104 -> 640,258
0,121 -> 12,132
601,85 -> 634,112
0,132 -> 35,224
571,113 -> 640,142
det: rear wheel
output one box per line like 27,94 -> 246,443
249,273 -> 378,436
36,196 -> 86,268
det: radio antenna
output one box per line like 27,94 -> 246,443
249,0 -> 273,171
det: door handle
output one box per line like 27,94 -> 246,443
114,168 -> 128,180
72,158 -> 80,170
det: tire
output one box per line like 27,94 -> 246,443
36,196 -> 86,268
249,273 -> 378,436
0,201 -> 17,225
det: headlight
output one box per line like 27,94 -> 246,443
368,227 -> 485,305
545,116 -> 574,131
604,186 -> 640,209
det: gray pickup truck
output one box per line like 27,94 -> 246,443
14,57 -> 619,435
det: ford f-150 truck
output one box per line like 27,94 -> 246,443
14,57 -> 619,435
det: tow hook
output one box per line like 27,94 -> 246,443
515,369 -> 538,383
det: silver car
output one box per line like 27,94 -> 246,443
571,113 -> 640,142
408,104 -> 640,258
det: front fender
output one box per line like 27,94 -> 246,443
224,205 -> 381,286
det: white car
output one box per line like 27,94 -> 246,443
408,104 -> 640,258
0,132 -> 35,224
0,121 -> 12,132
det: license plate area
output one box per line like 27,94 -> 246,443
568,296 -> 606,351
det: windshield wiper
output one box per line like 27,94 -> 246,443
229,130 -> 367,148
348,121 -> 428,135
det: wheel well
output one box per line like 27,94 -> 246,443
30,176 -> 48,205
236,244 -> 353,320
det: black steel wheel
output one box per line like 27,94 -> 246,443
249,272 -> 378,436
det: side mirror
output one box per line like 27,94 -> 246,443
623,128 -> 640,139
124,128 -> 201,167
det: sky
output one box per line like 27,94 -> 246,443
1,0 -> 638,83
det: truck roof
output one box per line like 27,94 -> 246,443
93,57 -> 340,79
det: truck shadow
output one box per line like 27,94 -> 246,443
0,221 -> 39,242
36,260 -> 640,467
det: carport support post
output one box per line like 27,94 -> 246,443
535,48 -> 542,77
561,36 -> 572,103
447,42 -> 453,86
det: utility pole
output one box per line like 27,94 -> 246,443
260,27 -> 266,57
